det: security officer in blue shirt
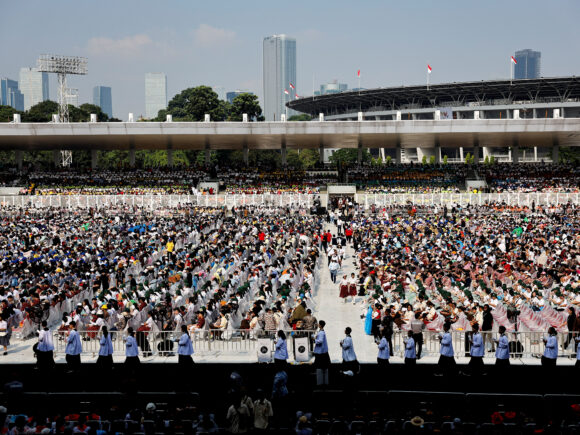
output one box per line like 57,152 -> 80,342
494,325 -> 510,366
274,330 -> 288,367
542,327 -> 558,367
176,325 -> 194,367
314,320 -> 330,386
97,326 -> 114,371
404,331 -> 417,366
437,322 -> 456,376
377,330 -> 390,367
340,327 -> 358,374
65,321 -> 82,373
468,323 -> 485,375
124,327 -> 140,370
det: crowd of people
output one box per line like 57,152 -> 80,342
0,204 -> 325,363
482,163 -> 580,193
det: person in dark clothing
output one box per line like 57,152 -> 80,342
482,304 -> 495,352
381,309 -> 394,357
564,307 -> 578,355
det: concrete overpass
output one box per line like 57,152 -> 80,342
1,118 -> 579,167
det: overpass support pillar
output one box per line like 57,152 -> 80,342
53,150 -> 60,167
435,144 -> 441,164
167,149 -> 174,167
473,142 -> 480,164
281,143 -> 287,167
396,144 -> 402,164
91,150 -> 98,170
15,151 -> 23,171
357,142 -> 363,165
512,144 -> 520,163
552,143 -> 559,163
243,146 -> 249,166
417,147 -> 435,163
459,147 -> 464,162
483,147 -> 491,160
129,148 -> 136,168
319,144 -> 324,164
205,148 -> 211,167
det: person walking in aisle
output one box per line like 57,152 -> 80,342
65,321 -> 82,373
97,326 -> 113,371
468,323 -> 484,376
124,327 -> 140,370
177,324 -> 194,368
313,320 -> 330,386
494,326 -> 510,366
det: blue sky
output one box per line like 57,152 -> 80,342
2,0 -> 579,118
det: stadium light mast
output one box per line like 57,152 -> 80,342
37,54 -> 88,166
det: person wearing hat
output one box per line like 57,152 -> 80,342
124,327 -> 140,370
410,416 -> 424,428
176,324 -> 194,367
97,325 -> 114,371
65,320 -> 82,373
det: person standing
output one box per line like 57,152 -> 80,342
36,320 -> 54,370
329,258 -> 339,284
410,312 -> 425,359
377,330 -> 390,367
274,330 -> 288,367
0,313 -> 11,355
468,323 -> 484,376
340,327 -> 358,374
482,305 -> 495,352
437,322 -> 456,376
542,327 -> 558,367
494,325 -> 510,366
97,326 -> 113,371
404,331 -> 417,366
313,320 -> 330,386
124,327 -> 140,370
177,324 -> 194,367
564,307 -> 578,355
252,389 -> 274,432
65,321 -> 82,373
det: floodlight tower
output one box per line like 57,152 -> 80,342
37,54 -> 88,166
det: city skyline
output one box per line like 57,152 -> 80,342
1,0 -> 579,118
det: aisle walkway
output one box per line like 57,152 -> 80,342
314,224 -> 378,363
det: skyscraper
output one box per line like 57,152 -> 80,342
0,78 -> 24,111
145,73 -> 167,119
93,86 -> 113,118
19,67 -> 49,110
263,34 -> 296,121
514,49 -> 541,79
315,80 -> 348,96
226,90 -> 254,104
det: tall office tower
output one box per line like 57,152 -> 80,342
19,67 -> 49,110
226,90 -> 254,104
93,85 -> 113,118
145,73 -> 167,119
315,80 -> 348,96
263,34 -> 296,121
0,78 -> 24,111
514,49 -> 541,79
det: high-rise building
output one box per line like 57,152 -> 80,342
0,78 -> 24,111
226,90 -> 254,104
514,49 -> 541,79
212,86 -> 226,101
263,34 -> 296,121
314,80 -> 348,96
145,73 -> 167,119
65,88 -> 78,107
19,67 -> 49,110
93,86 -> 113,118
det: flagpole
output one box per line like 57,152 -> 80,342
427,68 -> 430,91
510,58 -> 513,85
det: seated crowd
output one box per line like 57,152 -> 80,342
482,163 -> 580,193
0,204 -> 322,356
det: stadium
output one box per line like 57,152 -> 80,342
0,78 -> 580,432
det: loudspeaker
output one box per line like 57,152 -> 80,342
294,337 -> 310,362
257,338 -> 272,363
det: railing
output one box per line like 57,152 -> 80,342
357,192 -> 580,208
0,194 -> 315,209
390,331 -> 576,360
53,329 -> 317,360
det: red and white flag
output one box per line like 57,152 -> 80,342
289,83 -> 295,90
427,64 -> 432,74
357,69 -> 361,78
511,56 -> 518,64
284,89 -> 289,95
295,94 -> 300,99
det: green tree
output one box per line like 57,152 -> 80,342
422,155 -> 427,165
464,152 -> 471,164
484,155 -> 490,165
163,86 -> 229,121
299,149 -> 320,169
490,155 -> 495,164
329,149 -> 370,165
79,103 -> 109,122
288,114 -> 312,121
24,101 -> 59,122
286,150 -> 302,169
443,155 -> 448,164
229,93 -> 263,121
429,155 -> 436,165
0,105 -> 24,122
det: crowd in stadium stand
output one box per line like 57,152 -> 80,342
219,169 -> 336,194
482,163 -> 580,193
0,205 -> 321,357
347,164 -> 467,194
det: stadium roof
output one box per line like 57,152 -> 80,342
287,76 -> 580,116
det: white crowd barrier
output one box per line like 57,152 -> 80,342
0,192 -> 578,209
